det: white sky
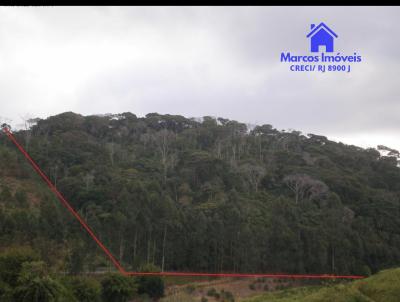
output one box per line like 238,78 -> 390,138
0,6 -> 399,150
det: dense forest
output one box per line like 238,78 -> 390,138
1,112 -> 400,283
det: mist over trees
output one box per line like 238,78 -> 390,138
1,111 -> 400,280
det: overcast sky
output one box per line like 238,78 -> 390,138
1,6 -> 399,150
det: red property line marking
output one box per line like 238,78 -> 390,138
2,127 -> 126,274
1,127 -> 365,280
126,272 -> 364,279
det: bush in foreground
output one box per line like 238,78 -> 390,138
136,264 -> 165,300
101,273 -> 136,302
63,276 -> 101,302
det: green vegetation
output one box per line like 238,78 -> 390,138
219,289 -> 235,302
63,276 -> 101,302
244,268 -> 400,302
100,273 -> 136,302
134,263 -> 165,300
0,248 -> 161,302
160,292 -> 197,302
0,111 -> 400,299
205,287 -> 234,302
207,287 -> 219,298
0,248 -> 71,302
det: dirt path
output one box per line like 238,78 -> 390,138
165,277 -> 303,301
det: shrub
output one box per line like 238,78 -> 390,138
0,247 -> 39,287
136,276 -> 164,300
101,274 -> 136,302
359,265 -> 372,277
207,287 -> 218,297
0,280 -> 11,301
65,276 -> 101,302
220,289 -> 235,302
12,276 -> 67,302
136,264 -> 164,300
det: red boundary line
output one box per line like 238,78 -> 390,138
1,127 -> 365,280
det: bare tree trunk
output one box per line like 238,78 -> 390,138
163,164 -> 167,185
147,239 -> 150,265
230,241 -> 234,272
220,244 -> 224,273
215,140 -> 222,159
214,241 -> 218,272
160,131 -> 169,185
231,145 -> 236,167
133,229 -> 137,265
161,225 -> 167,272
147,230 -> 151,265
152,240 -> 156,265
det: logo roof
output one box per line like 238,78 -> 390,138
306,22 -> 338,38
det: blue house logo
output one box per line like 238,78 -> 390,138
280,22 -> 362,73
306,22 -> 338,52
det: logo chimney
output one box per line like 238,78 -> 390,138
311,24 -> 315,29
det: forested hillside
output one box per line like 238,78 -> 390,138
1,112 -> 400,277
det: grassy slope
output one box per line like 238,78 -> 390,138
243,268 -> 400,302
